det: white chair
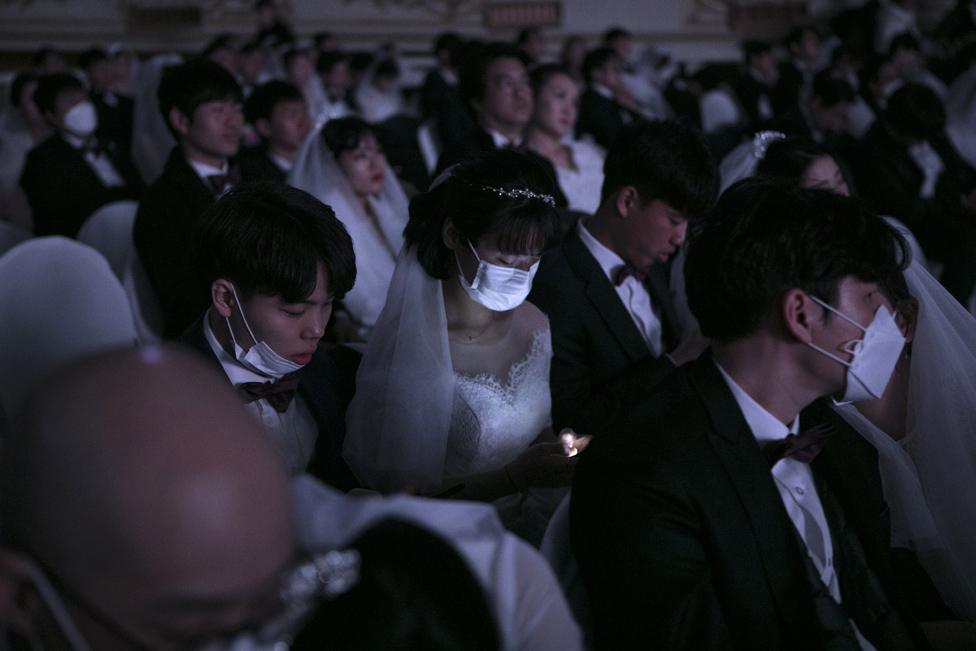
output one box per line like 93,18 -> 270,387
122,246 -> 164,344
0,237 -> 137,416
76,200 -> 139,279
0,221 -> 29,257
540,493 -> 593,646
417,119 -> 441,175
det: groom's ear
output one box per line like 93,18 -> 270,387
441,218 -> 460,251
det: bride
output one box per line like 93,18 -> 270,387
343,149 -> 584,544
289,116 -> 409,338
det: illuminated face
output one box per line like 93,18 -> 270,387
265,99 -> 310,154
336,133 -> 387,198
478,56 -> 533,132
179,99 -> 244,162
800,155 -> 850,196
619,198 -> 688,271
532,71 -> 579,139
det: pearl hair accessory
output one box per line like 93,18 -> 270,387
479,184 -> 556,206
752,130 -> 787,161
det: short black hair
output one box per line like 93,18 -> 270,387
31,47 -> 62,68
434,31 -> 463,58
317,49 -> 348,75
685,178 -> 909,343
78,47 -> 108,72
405,149 -> 560,279
33,73 -> 85,116
202,34 -> 237,59
195,181 -> 356,302
809,70 -> 855,107
516,26 -> 541,46
322,116 -> 376,157
244,79 -> 303,124
756,137 -> 828,182
458,42 -> 528,108
785,25 -> 818,50
9,72 -> 38,109
582,46 -> 617,84
283,45 -> 312,69
601,120 -> 718,217
602,27 -> 631,43
742,40 -> 773,65
884,82 -> 945,140
313,32 -> 334,49
888,31 -> 920,55
157,59 -> 242,139
529,63 -> 573,93
291,519 -> 499,651
374,58 -> 399,79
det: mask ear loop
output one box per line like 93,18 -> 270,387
228,284 -> 262,347
21,562 -> 92,651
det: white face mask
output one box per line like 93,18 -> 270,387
455,240 -> 539,312
806,295 -> 906,404
62,101 -> 97,138
226,285 -> 306,379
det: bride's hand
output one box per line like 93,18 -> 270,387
506,442 -> 577,489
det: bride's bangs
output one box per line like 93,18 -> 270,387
493,205 -> 559,257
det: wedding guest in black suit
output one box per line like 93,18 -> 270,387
79,47 -> 135,154
420,32 -> 474,151
777,26 -> 824,116
731,40 -> 780,126
132,59 -> 244,339
183,182 -> 359,489
20,73 -> 143,237
529,120 -> 718,436
240,80 -> 310,183
573,178 -> 928,649
575,46 -> 644,150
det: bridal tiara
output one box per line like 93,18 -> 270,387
752,130 -> 786,161
479,184 -> 556,206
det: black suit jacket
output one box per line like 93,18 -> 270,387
528,227 -> 680,436
132,147 -> 217,339
238,146 -> 287,185
20,134 -> 143,237
181,317 -> 360,490
571,353 -> 927,650
575,88 -> 643,150
93,91 -> 135,154
420,69 -> 474,153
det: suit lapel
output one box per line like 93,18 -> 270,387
687,356 -> 821,639
563,229 -> 649,361
644,264 -> 680,350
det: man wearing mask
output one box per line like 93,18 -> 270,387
572,179 -> 930,649
20,72 -> 143,237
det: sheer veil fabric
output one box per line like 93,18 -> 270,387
343,245 -> 455,493
834,260 -> 976,620
289,118 -> 409,332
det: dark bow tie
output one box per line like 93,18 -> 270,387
613,263 -> 648,286
764,423 -> 835,468
205,165 -> 241,197
236,374 -> 300,413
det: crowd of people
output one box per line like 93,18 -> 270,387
1,0 -> 975,648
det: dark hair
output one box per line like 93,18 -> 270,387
685,178 -> 909,343
458,42 -> 528,107
322,117 -> 376,158
32,73 -> 85,116
516,26 -> 541,47
291,519 -> 499,651
582,46 -> 617,84
529,63 -> 573,93
202,34 -> 237,59
78,47 -> 108,72
195,181 -> 356,301
374,58 -> 399,79
31,47 -> 62,68
317,50 -> 348,75
601,120 -> 718,217
9,72 -> 38,109
785,25 -> 818,50
602,27 -> 631,43
313,32 -> 334,49
434,32 -> 463,58
283,45 -> 312,69
884,82 -> 945,139
742,40 -> 773,65
888,31 -> 920,55
859,53 -> 893,89
244,80 -> 303,124
756,137 -> 828,182
809,70 -> 855,107
405,149 -> 560,279
157,59 -> 242,139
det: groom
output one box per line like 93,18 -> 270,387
572,179 -> 928,649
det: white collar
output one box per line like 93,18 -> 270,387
714,360 -> 799,445
203,309 -> 273,387
486,127 -> 522,148
269,151 -> 294,172
576,219 -> 628,284
438,66 -> 458,86
591,83 -> 615,99
62,132 -> 90,150
188,157 -> 228,182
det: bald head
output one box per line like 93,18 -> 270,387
1,345 -> 294,646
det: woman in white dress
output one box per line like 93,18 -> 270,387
290,116 -> 409,337
524,64 -> 604,215
343,150 -> 584,544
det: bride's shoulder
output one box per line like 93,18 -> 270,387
513,301 -> 550,338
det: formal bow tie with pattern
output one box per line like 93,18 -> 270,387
236,374 -> 300,413
764,423 -> 835,468
205,165 -> 241,197
613,263 -> 648,286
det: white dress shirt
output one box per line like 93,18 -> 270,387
188,158 -> 231,195
715,362 -> 877,651
577,219 -> 663,355
63,133 -> 125,188
908,141 -> 944,200
487,127 -> 522,149
204,312 -> 317,475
